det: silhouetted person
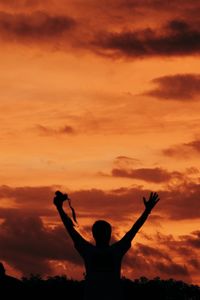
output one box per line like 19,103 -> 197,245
54,191 -> 159,300
0,262 -> 22,289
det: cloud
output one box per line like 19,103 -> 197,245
0,214 -> 82,276
159,182 -> 200,220
115,156 -> 140,162
92,19 -> 200,58
153,231 -> 200,279
114,156 -> 141,169
0,0 -> 39,7
115,0 -> 200,13
0,211 -> 195,281
155,231 -> 200,261
186,140 -> 200,152
0,8 -> 199,60
1,181 -> 200,223
180,231 -> 200,249
36,124 -> 75,136
111,167 -> 183,183
188,258 -> 200,270
163,145 -> 190,158
123,230 -> 200,281
123,241 -> 190,280
0,11 -> 76,41
163,138 -> 200,158
144,74 -> 200,101
0,184 -> 200,281
0,207 -> 54,220
0,185 -> 56,210
135,243 -> 171,261
155,262 -> 189,277
0,184 -> 146,223
69,182 -> 200,221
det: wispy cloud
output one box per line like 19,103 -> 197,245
144,74 -> 200,101
111,167 -> 183,183
36,124 -> 75,136
92,20 -> 200,58
0,11 -> 76,41
163,138 -> 200,158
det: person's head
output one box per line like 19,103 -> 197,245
0,262 -> 6,278
92,220 -> 112,246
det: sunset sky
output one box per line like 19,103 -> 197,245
0,0 -> 200,285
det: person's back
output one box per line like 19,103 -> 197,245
83,245 -> 123,299
74,220 -> 131,299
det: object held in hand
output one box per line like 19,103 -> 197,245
55,191 -> 77,224
55,191 -> 69,202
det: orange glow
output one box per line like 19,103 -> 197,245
0,1 -> 200,285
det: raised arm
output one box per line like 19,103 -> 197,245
120,192 -> 160,244
53,192 -> 87,245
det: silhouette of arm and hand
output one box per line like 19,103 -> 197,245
116,192 -> 160,249
53,192 -> 87,247
121,192 -> 159,242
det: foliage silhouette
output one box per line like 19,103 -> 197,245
0,262 -> 22,291
1,275 -> 199,299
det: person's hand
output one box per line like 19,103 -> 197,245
53,191 -> 68,209
53,196 -> 63,209
143,192 -> 160,213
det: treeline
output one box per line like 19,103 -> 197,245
1,275 -> 200,300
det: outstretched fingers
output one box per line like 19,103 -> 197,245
153,192 -> 159,199
148,192 -> 160,207
143,192 -> 160,212
151,192 -> 160,206
149,192 -> 153,201
143,197 -> 148,208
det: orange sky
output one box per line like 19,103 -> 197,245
0,0 -> 200,285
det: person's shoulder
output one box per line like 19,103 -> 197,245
111,238 -> 131,253
74,238 -> 94,252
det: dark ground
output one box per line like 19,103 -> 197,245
0,275 -> 199,299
